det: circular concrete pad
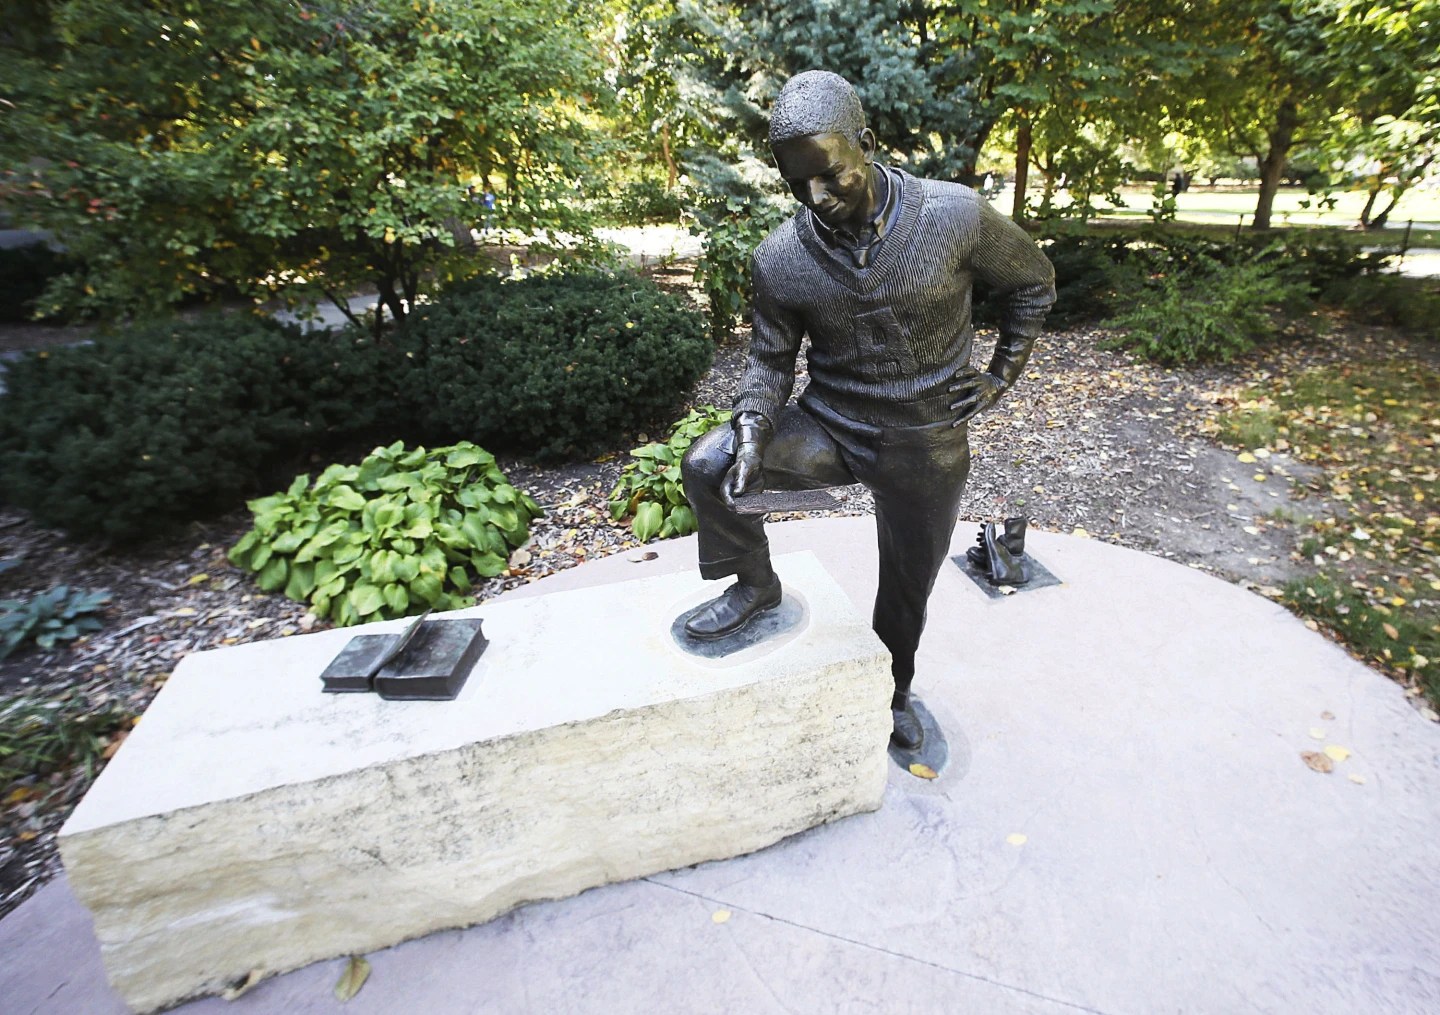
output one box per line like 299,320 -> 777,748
3,519 -> 1438,1014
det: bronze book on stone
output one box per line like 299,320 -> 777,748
321,617 -> 487,701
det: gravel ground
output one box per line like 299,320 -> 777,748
0,306 -> 1432,918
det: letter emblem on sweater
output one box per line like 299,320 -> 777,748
852,304 -> 915,379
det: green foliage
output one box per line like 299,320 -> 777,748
0,586 -> 110,660
1218,358 -> 1439,702
1321,273 -> 1440,341
397,270 -> 711,460
594,179 -> 686,227
1101,252 -> 1307,365
989,228 -> 1139,328
0,0 -> 608,326
0,314 -> 401,541
0,691 -> 131,788
0,244 -> 70,323
694,199 -> 789,340
229,442 -> 541,626
1286,573 -> 1438,702
609,406 -> 729,541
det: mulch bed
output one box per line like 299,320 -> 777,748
1,309 -> 1434,919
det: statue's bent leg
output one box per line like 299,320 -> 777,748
860,422 -> 972,749
679,406 -> 853,639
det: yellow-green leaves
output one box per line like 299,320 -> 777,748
610,407 -> 729,544
229,442 -> 541,626
333,956 -> 370,1002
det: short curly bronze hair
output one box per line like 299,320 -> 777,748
768,70 -> 866,145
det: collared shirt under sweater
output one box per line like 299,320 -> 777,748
736,168 -> 1056,429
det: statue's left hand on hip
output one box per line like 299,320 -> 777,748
949,369 -> 1003,426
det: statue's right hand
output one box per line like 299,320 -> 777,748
721,445 -> 764,509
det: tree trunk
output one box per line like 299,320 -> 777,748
1012,114 -> 1031,223
1358,186 -> 1381,229
376,277 -> 405,333
1252,98 -> 1298,230
1371,192 -> 1401,230
659,122 -> 678,191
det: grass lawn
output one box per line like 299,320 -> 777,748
1097,184 -> 1440,229
1215,360 -> 1440,703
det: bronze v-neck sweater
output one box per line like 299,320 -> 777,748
736,170 -> 1056,428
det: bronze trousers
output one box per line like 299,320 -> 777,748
681,397 -> 970,692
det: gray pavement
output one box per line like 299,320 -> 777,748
3,518 -> 1439,1014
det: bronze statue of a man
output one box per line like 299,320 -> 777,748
680,70 -> 1056,750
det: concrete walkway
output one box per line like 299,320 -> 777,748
3,519 -> 1438,1014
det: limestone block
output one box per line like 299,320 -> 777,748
59,552 -> 892,1013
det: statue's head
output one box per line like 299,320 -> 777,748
768,71 -> 877,233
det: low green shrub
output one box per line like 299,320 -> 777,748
694,200 -> 789,340
0,585 -> 110,660
595,179 -> 686,226
1321,272 -> 1440,341
1101,253 -> 1308,365
397,271 -> 710,460
0,243 -> 70,323
1,691 -> 132,787
0,314 -> 402,542
229,441 -> 541,625
974,228 -> 1391,332
609,406 -> 729,541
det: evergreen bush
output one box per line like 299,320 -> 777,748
397,271 -> 710,460
0,314 -> 401,541
1101,253 -> 1308,365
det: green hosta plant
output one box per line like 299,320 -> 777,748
229,441 -> 542,626
609,406 -> 730,542
0,585 -> 111,660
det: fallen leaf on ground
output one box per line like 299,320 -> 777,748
1348,773 -> 1367,785
908,762 -> 938,780
1237,452 -> 1257,463
1321,711 -> 1335,721
1301,751 -> 1334,773
711,909 -> 731,924
1323,745 -> 1352,762
630,552 -> 659,562
334,956 -> 370,1003
509,549 -> 532,567
1071,526 -> 1090,538
1006,833 -> 1028,846
1422,707 -> 1440,722
1382,622 -> 1399,640
1308,728 -> 1325,740
222,970 -> 263,1000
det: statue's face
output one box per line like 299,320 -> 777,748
772,130 -> 876,233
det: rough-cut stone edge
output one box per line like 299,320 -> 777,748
60,653 -> 891,1013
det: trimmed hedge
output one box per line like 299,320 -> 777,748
396,271 -> 711,460
0,314 -> 400,541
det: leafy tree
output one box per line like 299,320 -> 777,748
0,1 -> 607,327
1317,0 -> 1440,229
1179,0 -> 1436,230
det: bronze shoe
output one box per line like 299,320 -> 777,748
984,522 -> 1027,586
683,579 -> 783,640
966,516 -> 1027,570
891,702 -> 924,751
